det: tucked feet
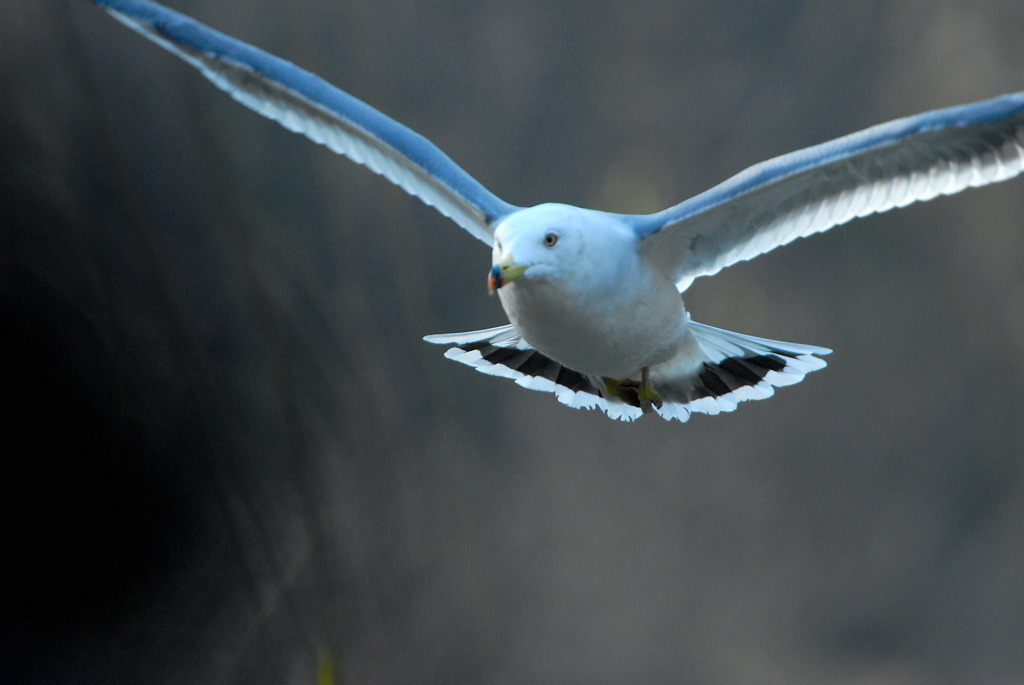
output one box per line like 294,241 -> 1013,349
603,367 -> 663,414
603,376 -> 637,402
638,367 -> 663,414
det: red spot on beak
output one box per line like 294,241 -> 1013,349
488,265 -> 503,294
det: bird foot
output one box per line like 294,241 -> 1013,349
638,367 -> 663,414
603,368 -> 663,414
637,386 -> 663,414
603,377 -> 637,400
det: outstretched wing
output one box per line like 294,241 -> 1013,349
91,0 -> 518,243
632,93 -> 1024,291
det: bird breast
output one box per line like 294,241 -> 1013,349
497,262 -> 688,379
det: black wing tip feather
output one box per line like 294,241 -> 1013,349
438,336 -> 827,421
472,343 -> 598,393
694,354 -> 786,401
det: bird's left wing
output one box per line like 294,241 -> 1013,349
631,93 -> 1024,291
90,0 -> 518,243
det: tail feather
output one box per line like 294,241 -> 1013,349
425,322 -> 830,422
651,322 -> 830,419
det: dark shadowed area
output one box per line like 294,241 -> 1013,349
3,1 -> 1023,683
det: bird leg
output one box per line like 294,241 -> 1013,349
603,376 -> 637,401
603,367 -> 663,414
638,366 -> 663,414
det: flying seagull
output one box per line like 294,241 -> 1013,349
88,0 -> 1024,422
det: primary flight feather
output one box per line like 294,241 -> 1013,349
89,0 -> 1024,422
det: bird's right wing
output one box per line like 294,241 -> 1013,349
630,93 -> 1024,291
90,0 -> 518,243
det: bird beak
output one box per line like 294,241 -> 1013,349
488,256 -> 528,293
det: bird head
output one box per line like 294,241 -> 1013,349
488,203 -> 639,297
487,204 -> 584,293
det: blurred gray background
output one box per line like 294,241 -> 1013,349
3,1 -> 1023,683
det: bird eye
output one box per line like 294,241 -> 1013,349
543,232 -> 558,247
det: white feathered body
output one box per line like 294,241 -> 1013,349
494,205 -> 689,379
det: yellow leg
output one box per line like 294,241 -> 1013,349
603,376 -> 636,400
604,369 -> 662,414
638,367 -> 663,414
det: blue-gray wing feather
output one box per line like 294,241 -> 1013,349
632,93 -> 1024,291
92,0 -> 517,243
